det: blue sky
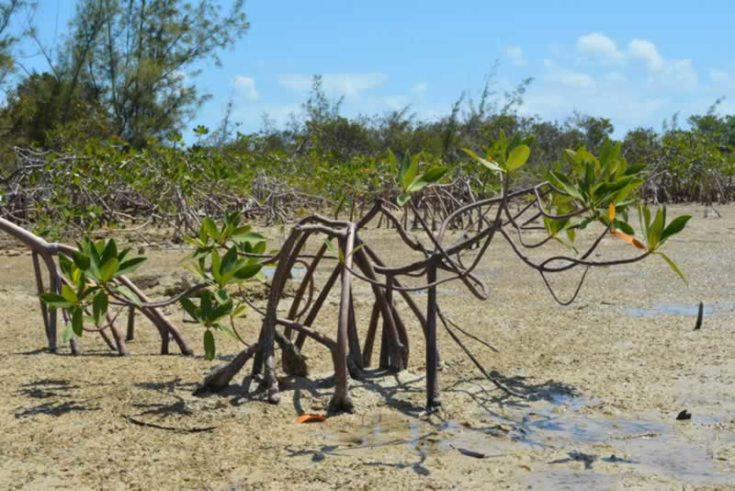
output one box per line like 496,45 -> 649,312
14,0 -> 735,138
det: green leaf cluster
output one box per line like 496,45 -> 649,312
637,204 -> 692,283
181,289 -> 241,361
181,213 -> 266,359
547,142 -> 644,214
40,238 -> 147,342
464,137 -> 692,283
394,151 -> 448,207
464,130 -> 533,174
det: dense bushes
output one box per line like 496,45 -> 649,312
1,74 -> 733,238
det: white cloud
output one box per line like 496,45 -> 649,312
551,70 -> 596,89
659,59 -> 698,90
517,34 -> 708,134
276,74 -> 313,92
573,34 -> 699,91
628,39 -> 664,71
221,34 -> 712,138
575,34 -> 696,84
521,77 -> 669,134
577,33 -> 624,64
233,75 -> 259,101
277,72 -> 387,98
505,45 -> 526,66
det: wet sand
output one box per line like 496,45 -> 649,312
0,204 -> 733,490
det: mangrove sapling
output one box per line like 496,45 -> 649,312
13,135 -> 691,413
31,213 -> 267,358
0,216 -> 192,355
190,137 -> 691,413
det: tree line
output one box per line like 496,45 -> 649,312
0,0 -> 248,149
0,0 -> 733,233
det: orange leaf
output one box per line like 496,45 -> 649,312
608,202 -> 616,223
610,229 -> 646,250
296,414 -> 327,424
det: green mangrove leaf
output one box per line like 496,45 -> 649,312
506,144 -> 530,171
72,307 -> 84,337
99,258 -> 119,283
203,330 -> 215,361
117,257 -> 146,277
92,291 -> 108,325
655,251 -> 688,285
180,297 -> 200,321
41,293 -> 72,309
660,215 -> 692,244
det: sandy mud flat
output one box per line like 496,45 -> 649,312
0,204 -> 733,490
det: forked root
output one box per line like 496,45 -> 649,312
277,331 -> 308,377
194,343 -> 259,395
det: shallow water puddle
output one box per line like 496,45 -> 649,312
262,265 -> 307,280
299,395 -> 735,487
625,303 -> 714,317
519,412 -> 735,486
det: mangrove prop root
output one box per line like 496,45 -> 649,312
328,227 -> 356,413
276,330 -> 308,377
3,182 -> 650,412
194,192 -> 639,412
194,343 -> 260,395
0,217 -> 192,356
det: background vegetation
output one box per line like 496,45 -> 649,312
0,1 -> 733,238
